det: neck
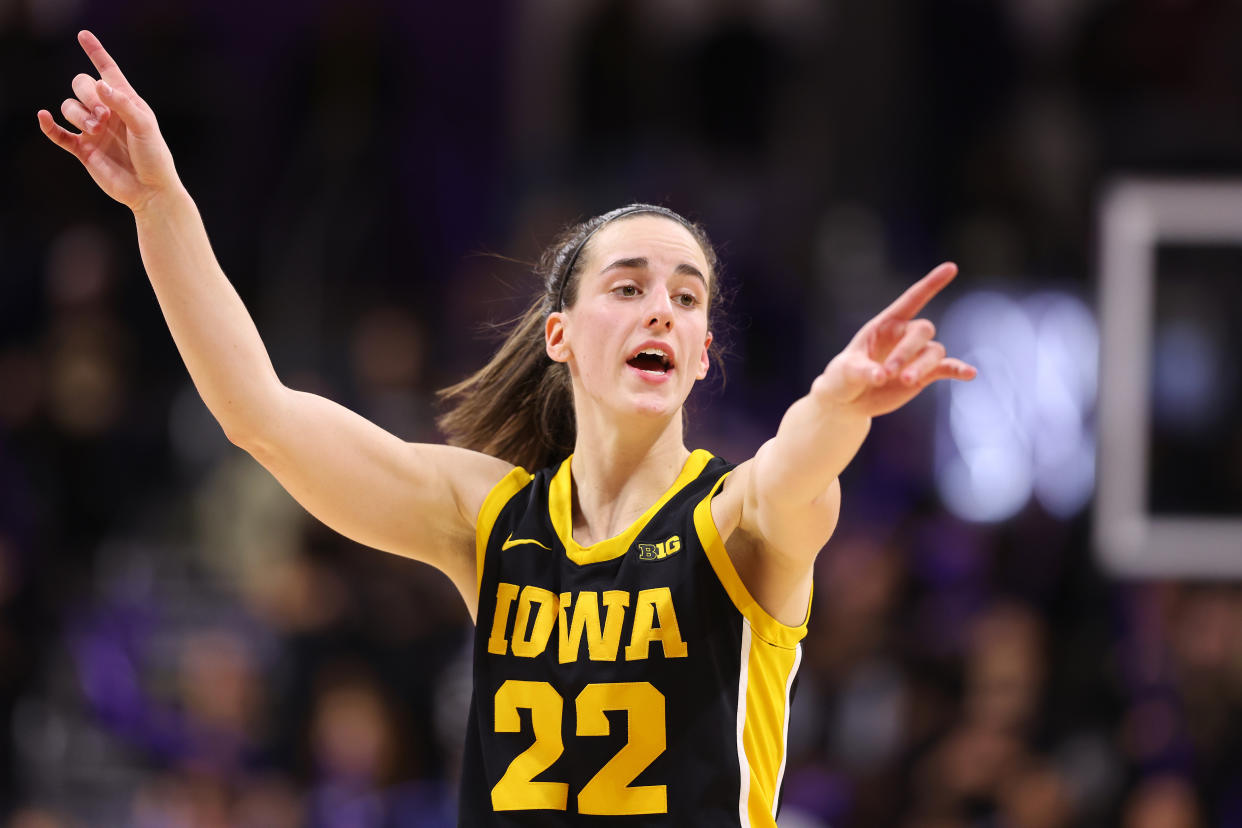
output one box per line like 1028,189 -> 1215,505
567,408 -> 691,546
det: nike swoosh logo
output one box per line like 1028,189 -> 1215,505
502,533 -> 551,552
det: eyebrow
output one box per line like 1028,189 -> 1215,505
599,257 -> 707,286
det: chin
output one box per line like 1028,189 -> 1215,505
623,388 -> 686,420
578,372 -> 692,424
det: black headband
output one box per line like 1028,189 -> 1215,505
552,204 -> 696,312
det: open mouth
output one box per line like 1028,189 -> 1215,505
626,348 -> 673,374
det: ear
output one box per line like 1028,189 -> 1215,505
546,311 -> 570,363
696,331 -> 713,380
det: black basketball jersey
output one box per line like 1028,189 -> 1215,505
459,449 -> 809,827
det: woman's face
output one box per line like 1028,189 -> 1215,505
546,214 -> 713,423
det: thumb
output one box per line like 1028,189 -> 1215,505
812,353 -> 884,405
845,355 -> 886,390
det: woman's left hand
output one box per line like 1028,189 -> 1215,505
811,262 -> 977,417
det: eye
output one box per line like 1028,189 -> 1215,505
614,284 -> 640,297
675,292 -> 700,308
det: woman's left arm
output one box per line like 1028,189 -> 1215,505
718,264 -> 977,612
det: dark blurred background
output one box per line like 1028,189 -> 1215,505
3,0 -> 1242,826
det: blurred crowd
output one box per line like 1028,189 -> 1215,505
3,0 -> 1242,825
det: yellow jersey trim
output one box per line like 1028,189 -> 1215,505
550,449 -> 714,566
693,472 -> 810,649
476,467 -> 536,598
742,632 -> 801,824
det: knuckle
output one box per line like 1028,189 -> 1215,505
917,319 -> 936,339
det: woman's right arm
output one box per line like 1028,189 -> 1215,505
39,31 -> 512,617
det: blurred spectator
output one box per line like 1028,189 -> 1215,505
997,758 -> 1073,828
1124,774 -> 1202,828
963,601 -> 1045,735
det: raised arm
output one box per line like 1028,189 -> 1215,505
38,31 -> 511,617
713,263 -> 977,624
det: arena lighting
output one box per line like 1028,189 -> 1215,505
933,290 -> 1098,524
1095,179 -> 1242,578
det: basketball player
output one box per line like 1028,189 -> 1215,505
39,30 -> 977,826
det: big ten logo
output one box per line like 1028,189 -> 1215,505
636,536 -> 681,561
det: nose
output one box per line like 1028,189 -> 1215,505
644,292 -> 674,331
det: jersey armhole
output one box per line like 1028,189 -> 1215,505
693,471 -> 811,650
475,466 -> 535,600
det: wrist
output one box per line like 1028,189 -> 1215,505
797,383 -> 872,426
131,182 -> 191,219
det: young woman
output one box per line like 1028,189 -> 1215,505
39,30 -> 977,827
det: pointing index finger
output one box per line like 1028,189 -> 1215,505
880,262 -> 958,322
78,30 -> 129,89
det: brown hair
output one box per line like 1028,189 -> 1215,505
436,204 -> 721,471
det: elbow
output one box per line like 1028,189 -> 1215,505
216,385 -> 289,456
223,421 -> 283,469
217,400 -> 281,458
221,418 -> 264,454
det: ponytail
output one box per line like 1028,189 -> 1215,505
437,204 -> 719,471
436,301 -> 575,472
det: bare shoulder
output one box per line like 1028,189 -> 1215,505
708,457 -> 752,543
393,443 -> 515,621
717,444 -> 841,560
708,455 -> 827,628
417,443 -> 519,525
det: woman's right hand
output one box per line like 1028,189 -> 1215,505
38,30 -> 181,213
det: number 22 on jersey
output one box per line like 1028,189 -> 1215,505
491,679 -> 667,815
